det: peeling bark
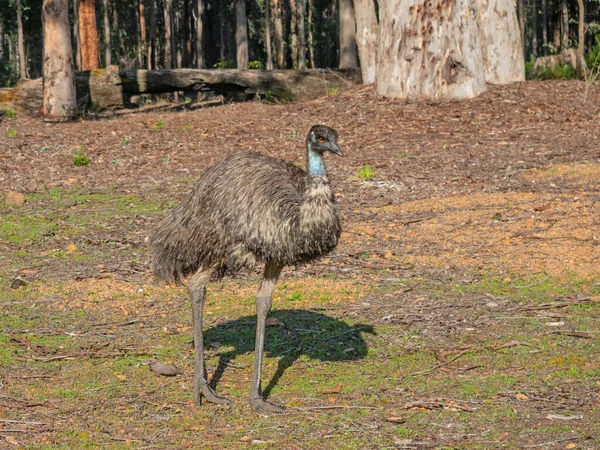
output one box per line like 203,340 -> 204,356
78,0 -> 100,70
353,0 -> 378,84
376,0 -> 486,101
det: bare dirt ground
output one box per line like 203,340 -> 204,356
1,81 -> 599,449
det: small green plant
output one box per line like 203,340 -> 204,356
122,136 -> 131,146
3,108 -> 16,119
328,86 -> 339,95
396,152 -> 410,159
263,91 -> 276,103
6,128 -> 17,138
180,123 -> 192,132
154,121 -> 164,131
73,148 -> 90,166
214,59 -> 235,69
357,163 -> 376,180
248,60 -> 262,70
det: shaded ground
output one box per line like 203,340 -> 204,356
0,81 -> 599,449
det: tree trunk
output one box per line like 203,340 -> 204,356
339,0 -> 357,68
517,0 -> 525,55
73,0 -> 82,70
297,0 -> 306,69
474,0 -> 525,84
576,0 -> 585,78
175,4 -> 182,67
532,0 -> 538,56
541,0 -> 547,55
353,0 -> 378,84
0,19 -> 5,61
183,0 -> 193,67
307,0 -> 315,68
102,0 -> 111,66
42,0 -> 77,117
290,0 -> 298,67
139,0 -> 146,67
235,0 -> 249,69
164,0 -> 173,68
376,0 -> 486,101
195,0 -> 204,68
78,0 -> 100,70
273,0 -> 284,68
265,0 -> 273,70
148,0 -> 156,69
561,0 -> 568,50
17,0 -> 28,78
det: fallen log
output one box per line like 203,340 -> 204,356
0,66 -> 361,114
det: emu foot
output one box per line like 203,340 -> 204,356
249,397 -> 285,414
198,385 -> 231,405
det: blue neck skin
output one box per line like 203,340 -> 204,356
307,143 -> 326,176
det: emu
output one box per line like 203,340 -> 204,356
151,125 -> 343,413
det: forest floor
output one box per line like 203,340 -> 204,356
1,80 -> 600,449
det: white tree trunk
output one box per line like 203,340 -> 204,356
353,0 -> 378,84
376,0 -> 486,101
339,0 -> 358,68
42,0 -> 77,117
474,0 -> 525,84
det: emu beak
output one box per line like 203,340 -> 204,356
326,142 -> 344,157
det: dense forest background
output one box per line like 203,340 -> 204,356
0,0 -> 599,87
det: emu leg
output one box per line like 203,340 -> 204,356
249,262 -> 284,413
188,268 -> 230,405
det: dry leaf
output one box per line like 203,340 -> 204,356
5,191 -> 25,205
239,436 -> 251,442
322,383 -> 342,394
385,416 -> 406,424
66,244 -> 78,253
497,432 -> 509,442
565,444 -> 576,449
384,251 -> 393,259
516,393 -> 529,401
149,360 -> 182,377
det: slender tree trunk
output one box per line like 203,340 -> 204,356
290,0 -> 298,67
474,0 -> 525,83
273,0 -> 284,68
78,0 -> 100,70
0,19 -> 4,61
73,0 -> 82,70
576,0 -> 585,77
517,0 -> 525,55
376,0 -> 486,100
297,0 -> 306,69
148,0 -> 156,69
195,0 -> 204,68
42,0 -> 77,117
561,0 -> 569,50
139,0 -> 146,67
532,0 -> 538,56
164,0 -> 173,68
235,0 -> 249,69
17,0 -> 28,78
541,0 -> 547,55
184,0 -> 192,67
353,0 -> 378,84
265,0 -> 273,69
112,0 -> 123,58
217,1 -> 225,62
175,6 -> 182,68
339,0 -> 357,68
102,0 -> 111,66
307,0 -> 315,68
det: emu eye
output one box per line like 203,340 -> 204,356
318,137 -> 324,142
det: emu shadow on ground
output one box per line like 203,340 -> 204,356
203,309 -> 375,400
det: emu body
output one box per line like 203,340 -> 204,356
151,125 -> 343,412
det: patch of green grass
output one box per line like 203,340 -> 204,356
154,120 -> 164,131
3,107 -> 17,119
7,127 -> 17,137
357,163 -> 376,180
327,87 -> 339,95
396,152 -> 410,159
73,148 -> 91,166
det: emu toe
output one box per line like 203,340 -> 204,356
199,385 -> 231,405
249,397 -> 286,414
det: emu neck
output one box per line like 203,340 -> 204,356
307,144 -> 326,177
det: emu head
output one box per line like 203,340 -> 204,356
307,125 -> 343,157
